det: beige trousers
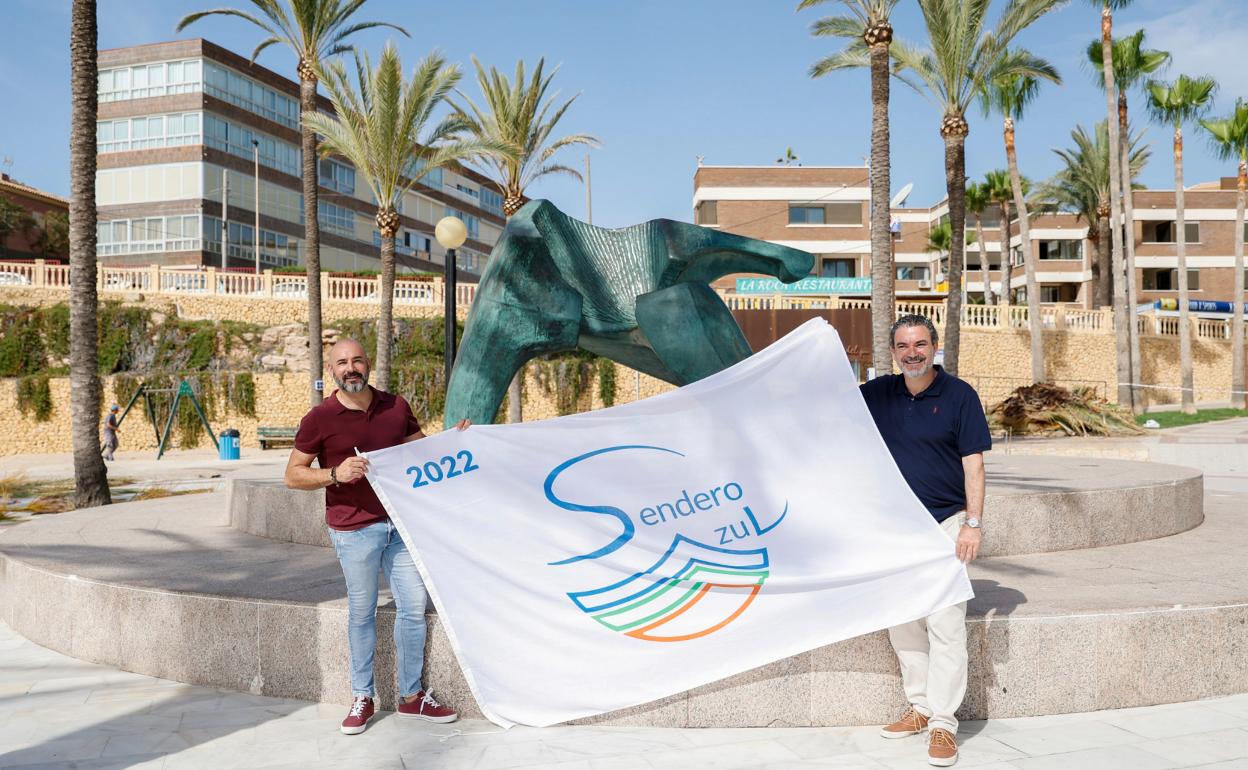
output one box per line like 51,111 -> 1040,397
887,511 -> 967,735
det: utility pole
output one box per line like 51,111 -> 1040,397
585,153 -> 593,225
252,139 -> 261,274
221,169 -> 228,269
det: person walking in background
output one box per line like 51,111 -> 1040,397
101,404 -> 120,461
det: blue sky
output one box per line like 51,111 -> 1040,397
1,0 -> 1246,227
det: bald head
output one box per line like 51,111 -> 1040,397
328,338 -> 370,393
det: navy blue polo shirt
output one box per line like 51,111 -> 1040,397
859,366 -> 992,522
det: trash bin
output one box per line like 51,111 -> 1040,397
219,428 -> 241,461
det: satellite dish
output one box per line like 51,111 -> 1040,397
890,182 -> 914,209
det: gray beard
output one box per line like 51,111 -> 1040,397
335,373 -> 369,393
902,362 -> 932,379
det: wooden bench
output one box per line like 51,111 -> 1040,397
257,427 -> 298,450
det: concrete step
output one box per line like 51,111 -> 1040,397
228,455 -> 1205,557
1,461 -> 1242,727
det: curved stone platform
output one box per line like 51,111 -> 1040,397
228,456 -> 1205,557
1,457 -> 1242,728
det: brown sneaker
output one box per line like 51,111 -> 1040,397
927,728 -> 958,766
880,706 -> 929,738
396,689 -> 458,723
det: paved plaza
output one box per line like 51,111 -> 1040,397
1,621 -> 1247,770
0,420 -> 1245,768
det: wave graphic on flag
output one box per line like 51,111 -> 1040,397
568,535 -> 770,642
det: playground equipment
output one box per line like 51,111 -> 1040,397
113,379 -> 218,459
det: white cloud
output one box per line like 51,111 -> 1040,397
1123,0 -> 1248,109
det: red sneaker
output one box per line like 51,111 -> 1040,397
340,695 -> 374,735
397,690 -> 458,723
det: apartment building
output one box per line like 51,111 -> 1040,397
0,173 -> 69,260
95,39 -> 506,276
696,164 -> 1097,304
1133,179 -> 1248,306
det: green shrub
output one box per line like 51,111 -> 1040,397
16,375 -> 52,422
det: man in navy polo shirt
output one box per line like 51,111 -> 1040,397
859,314 -> 991,767
285,338 -> 469,735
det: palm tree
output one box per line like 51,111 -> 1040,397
984,71 -> 1052,382
966,180 -> 993,305
1088,29 -> 1170,410
303,46 -> 486,390
926,220 -> 977,302
1088,0 -> 1134,401
1147,74 -> 1218,414
69,0 -> 110,508
801,0 -> 902,377
1040,121 -> 1150,325
453,57 -> 599,422
1199,99 -> 1248,409
893,0 -> 1062,375
985,169 -> 1016,308
177,0 -> 407,406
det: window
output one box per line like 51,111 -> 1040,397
444,207 -> 479,239
789,206 -> 825,225
788,202 -> 862,225
204,116 -> 300,176
1038,240 -> 1082,260
202,62 -> 299,129
480,188 -> 504,217
819,258 -> 855,278
824,202 -> 862,225
96,215 -> 201,255
697,201 -> 718,225
318,158 -> 355,194
896,265 -> 930,281
1143,268 -> 1201,291
98,59 -> 202,102
1143,221 -> 1200,243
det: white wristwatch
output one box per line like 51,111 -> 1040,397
965,517 -> 981,528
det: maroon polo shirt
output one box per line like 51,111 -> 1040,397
294,387 -> 422,531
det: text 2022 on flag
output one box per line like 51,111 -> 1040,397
364,319 -> 973,727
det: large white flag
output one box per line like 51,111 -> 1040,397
365,319 -> 972,727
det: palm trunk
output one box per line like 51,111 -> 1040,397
300,75 -> 323,406
868,35 -> 894,375
503,204 -> 523,423
1175,128 -> 1195,414
1096,208 -> 1113,308
1089,233 -> 1104,307
1121,94 -> 1143,411
377,228 -> 396,391
1006,117 -> 1045,383
1232,159 -> 1246,409
1101,7 -> 1130,405
942,128 -> 967,376
998,199 -> 1012,309
69,0 -> 110,508
975,213 -> 990,305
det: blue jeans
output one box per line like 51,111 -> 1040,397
328,520 -> 428,699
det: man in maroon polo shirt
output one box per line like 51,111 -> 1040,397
285,338 -> 468,735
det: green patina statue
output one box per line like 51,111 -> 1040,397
444,200 -> 814,424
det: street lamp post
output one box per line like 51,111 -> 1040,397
251,139 -> 261,274
435,216 -> 468,393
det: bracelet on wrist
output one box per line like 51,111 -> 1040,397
329,466 -> 339,486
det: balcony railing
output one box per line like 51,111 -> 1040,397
0,260 -> 1237,341
0,259 -> 477,307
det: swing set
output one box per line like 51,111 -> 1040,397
113,379 -> 218,459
